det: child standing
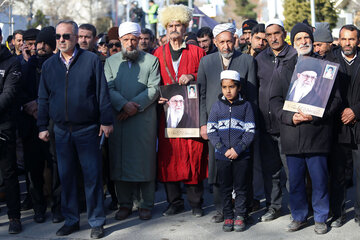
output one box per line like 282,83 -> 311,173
207,70 -> 255,232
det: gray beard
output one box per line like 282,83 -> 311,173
220,51 -> 234,59
122,48 -> 140,62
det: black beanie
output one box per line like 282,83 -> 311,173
242,19 -> 258,31
23,28 -> 40,40
36,26 -> 56,51
290,23 -> 314,46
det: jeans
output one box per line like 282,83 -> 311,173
287,154 -> 329,223
54,124 -> 105,227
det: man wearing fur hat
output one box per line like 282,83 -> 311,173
270,22 -> 341,234
105,22 -> 160,221
154,4 -> 208,217
107,27 -> 122,56
197,22 -> 257,223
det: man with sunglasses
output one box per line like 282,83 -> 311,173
37,20 -> 113,239
107,27 -> 122,56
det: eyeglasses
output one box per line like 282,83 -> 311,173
108,42 -> 121,48
55,34 -> 72,40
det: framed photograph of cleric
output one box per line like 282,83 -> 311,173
283,56 -> 339,117
160,83 -> 200,138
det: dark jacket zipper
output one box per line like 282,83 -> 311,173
229,105 -> 232,148
65,65 -> 71,132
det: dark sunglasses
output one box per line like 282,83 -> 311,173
108,42 -> 121,48
55,34 -> 72,40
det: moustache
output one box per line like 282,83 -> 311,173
299,44 -> 310,49
170,31 -> 180,35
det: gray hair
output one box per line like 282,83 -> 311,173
56,20 -> 79,35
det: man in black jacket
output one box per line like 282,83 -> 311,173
329,24 -> 360,228
270,23 -> 341,234
0,27 -> 22,234
37,20 -> 113,239
19,26 -> 64,224
256,19 -> 296,222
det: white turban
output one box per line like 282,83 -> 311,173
118,22 -> 141,38
221,70 -> 240,82
213,23 -> 236,38
265,19 -> 284,29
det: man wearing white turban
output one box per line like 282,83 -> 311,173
197,22 -> 257,223
104,22 -> 161,221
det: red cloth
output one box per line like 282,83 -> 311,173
154,43 -> 208,184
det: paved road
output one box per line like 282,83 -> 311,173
0,182 -> 358,240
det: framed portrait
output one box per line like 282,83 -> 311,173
160,83 -> 200,138
283,56 -> 339,117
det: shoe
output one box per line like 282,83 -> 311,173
285,220 -> 307,232
261,208 -> 281,222
139,208 -> 152,220
34,211 -> 46,223
314,222 -> 328,234
330,215 -> 345,228
223,219 -> 234,232
21,195 -> 32,211
162,204 -> 184,216
192,207 -> 203,217
234,216 -> 246,232
56,223 -> 80,236
90,226 -> 104,239
8,219 -> 22,234
108,200 -> 118,211
211,212 -> 224,223
52,212 -> 65,223
115,207 -> 132,220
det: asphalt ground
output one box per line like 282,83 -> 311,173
0,179 -> 359,240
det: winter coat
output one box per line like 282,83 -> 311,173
269,53 -> 342,155
207,94 -> 255,161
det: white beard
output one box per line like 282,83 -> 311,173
290,79 -> 315,102
167,107 -> 184,128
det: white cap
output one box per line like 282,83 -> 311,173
265,19 -> 284,29
213,23 -> 236,38
118,22 -> 141,38
220,70 -> 240,82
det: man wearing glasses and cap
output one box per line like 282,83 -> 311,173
37,20 -> 113,239
107,27 -> 122,56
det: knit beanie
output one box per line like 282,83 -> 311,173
242,19 -> 258,31
290,23 -> 314,45
313,22 -> 333,43
23,28 -> 40,40
36,26 -> 56,51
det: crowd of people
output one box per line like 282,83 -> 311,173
0,2 -> 359,239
